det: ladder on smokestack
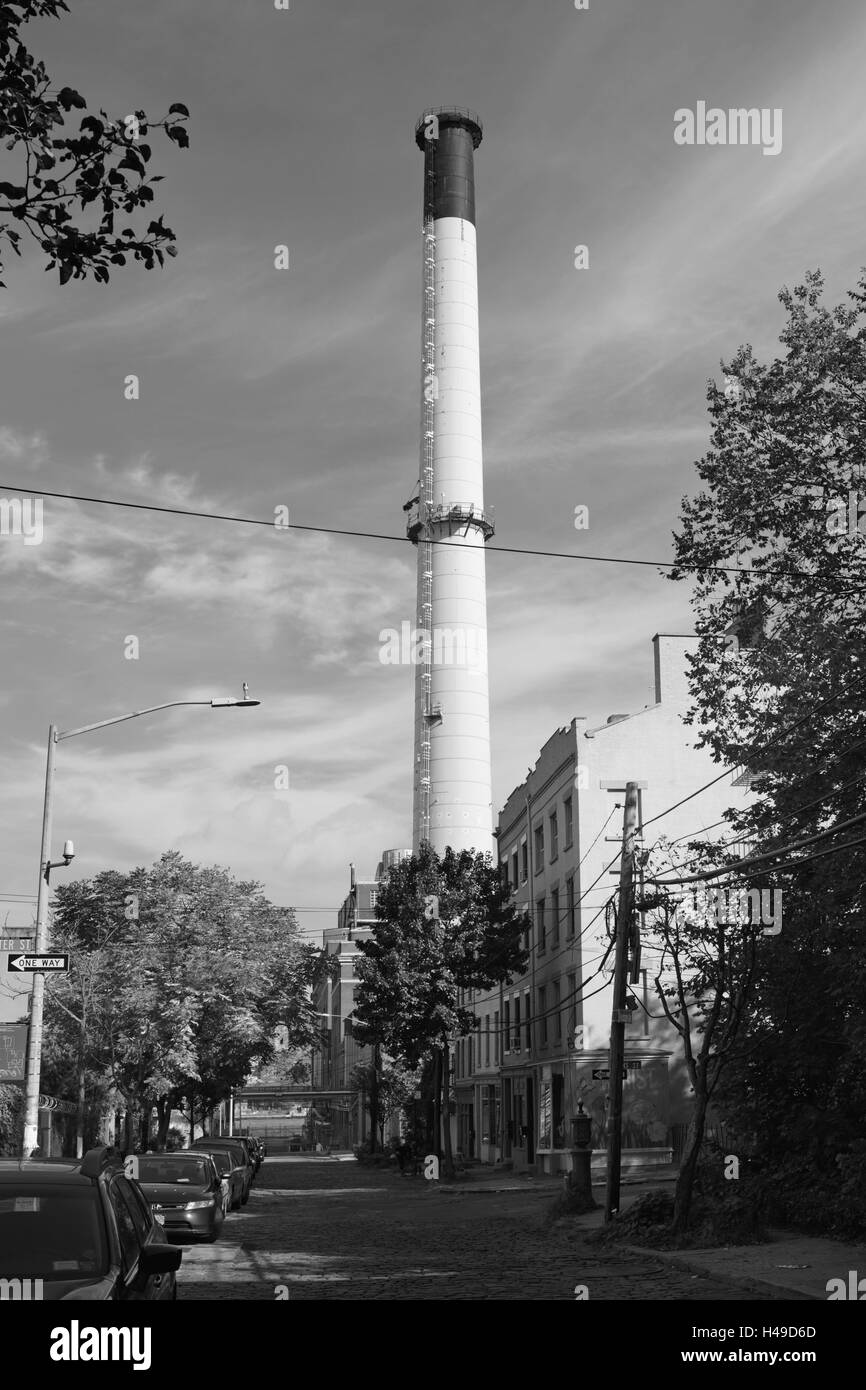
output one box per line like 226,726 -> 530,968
417,133 -> 438,848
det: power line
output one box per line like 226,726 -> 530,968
647,811 -> 866,887
0,482 -> 813,579
658,766 -> 866,876
467,936 -> 615,1042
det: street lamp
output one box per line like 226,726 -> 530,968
21,689 -> 261,1157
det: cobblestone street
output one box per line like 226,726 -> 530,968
175,1159 -> 760,1301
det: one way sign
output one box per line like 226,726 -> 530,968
6,954 -> 69,973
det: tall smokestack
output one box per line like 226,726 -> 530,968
408,107 -> 494,856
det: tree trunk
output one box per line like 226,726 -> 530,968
189,1092 -> 195,1148
97,1108 -> 112,1145
139,1099 -> 152,1153
432,1049 -> 442,1161
369,1046 -> 380,1154
672,1083 -> 710,1234
75,1031 -> 86,1159
441,1039 -> 455,1179
154,1096 -> 171,1150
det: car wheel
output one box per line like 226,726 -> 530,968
241,1191 -> 249,1205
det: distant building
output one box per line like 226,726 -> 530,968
310,849 -> 409,1148
454,635 -> 753,1174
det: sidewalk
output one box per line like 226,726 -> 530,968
438,1161 -> 679,1195
440,1165 -> 866,1300
618,1233 -> 866,1302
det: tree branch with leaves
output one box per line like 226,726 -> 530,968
0,0 -> 189,286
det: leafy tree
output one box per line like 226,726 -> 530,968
639,841 -> 773,1233
352,844 -> 528,1177
350,1057 -> 419,1149
668,268 -> 866,1233
45,852 -> 318,1152
256,1052 -> 312,1089
1,0 -> 189,286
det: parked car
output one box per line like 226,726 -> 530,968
0,1146 -> 181,1301
220,1134 -> 259,1179
230,1136 -> 261,1179
191,1139 -> 250,1207
127,1152 -> 225,1243
182,1145 -> 237,1214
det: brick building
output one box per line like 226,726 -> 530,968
454,635 -> 753,1173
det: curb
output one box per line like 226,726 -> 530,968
620,1243 -> 820,1302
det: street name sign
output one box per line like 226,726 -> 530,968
6,953 -> 69,973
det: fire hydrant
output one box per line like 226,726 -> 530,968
565,1101 -> 595,1208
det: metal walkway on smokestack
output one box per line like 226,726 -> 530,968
405,500 -> 495,543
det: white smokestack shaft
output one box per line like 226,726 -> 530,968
410,109 -> 493,857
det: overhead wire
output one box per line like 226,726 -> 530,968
0,482 -> 818,580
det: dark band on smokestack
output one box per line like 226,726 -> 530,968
414,107 -> 482,226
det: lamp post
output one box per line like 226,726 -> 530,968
21,691 -> 260,1158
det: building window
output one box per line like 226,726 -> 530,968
564,795 -> 573,848
553,1073 -> 565,1147
524,992 -> 531,1052
494,1009 -> 500,1064
551,885 -> 560,947
521,840 -> 528,883
511,850 -> 518,887
538,1080 -> 552,1149
369,889 -> 377,916
553,979 -> 561,1042
538,986 -> 547,1045
513,996 -> 521,1051
485,1015 -> 490,1065
549,811 -> 558,861
566,876 -> 575,939
500,858 -> 509,889
537,897 -> 546,953
533,823 -> 544,870
503,1000 -> 510,1054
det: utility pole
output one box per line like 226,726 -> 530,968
604,782 -> 639,1223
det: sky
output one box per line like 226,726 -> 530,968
2,0 -> 866,1012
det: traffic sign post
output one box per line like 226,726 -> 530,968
6,954 -> 69,974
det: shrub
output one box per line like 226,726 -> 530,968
0,1084 -> 23,1156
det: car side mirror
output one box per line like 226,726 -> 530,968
140,1245 -> 182,1276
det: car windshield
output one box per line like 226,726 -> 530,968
0,1185 -> 108,1280
200,1146 -> 241,1165
135,1158 -> 211,1186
